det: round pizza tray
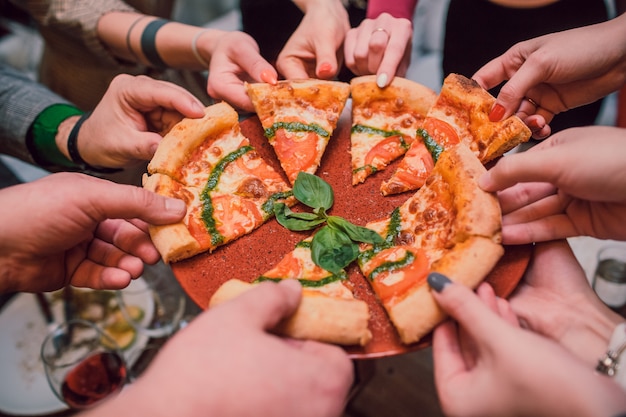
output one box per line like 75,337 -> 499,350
171,109 -> 532,359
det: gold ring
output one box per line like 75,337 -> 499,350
525,97 -> 538,107
372,27 -> 390,37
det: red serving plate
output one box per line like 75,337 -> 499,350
171,109 -> 532,359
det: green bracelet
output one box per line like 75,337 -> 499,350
27,104 -> 82,169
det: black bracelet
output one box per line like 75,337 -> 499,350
140,19 -> 169,69
67,112 -> 122,174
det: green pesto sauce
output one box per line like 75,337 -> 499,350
264,121 -> 330,140
255,270 -> 347,288
200,145 -> 253,245
358,207 -> 402,264
352,125 -> 409,149
262,190 -> 294,215
368,250 -> 415,280
417,128 -> 443,163
352,164 -> 378,175
296,240 -> 312,249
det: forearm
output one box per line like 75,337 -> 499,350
97,11 -> 226,69
366,0 -> 418,19
291,0 -> 344,13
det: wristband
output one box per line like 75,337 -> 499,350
66,112 -> 122,174
27,104 -> 82,169
191,29 -> 211,68
140,19 -> 169,69
597,322 -> 626,390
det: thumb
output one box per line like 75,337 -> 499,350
428,272 -> 508,341
227,279 -> 303,331
315,45 -> 339,79
90,181 -> 187,225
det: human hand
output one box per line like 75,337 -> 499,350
473,13 -> 626,139
204,30 -> 278,112
115,280 -> 353,417
508,240 -> 624,367
344,13 -> 412,87
77,74 -> 206,169
275,0 -> 350,80
429,273 -> 626,417
479,126 -> 626,244
0,173 -> 186,293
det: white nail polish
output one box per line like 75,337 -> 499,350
376,73 -> 388,88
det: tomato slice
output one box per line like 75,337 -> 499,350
422,118 -> 460,148
263,251 -> 302,278
211,195 -> 264,238
364,246 -> 429,304
364,135 -> 411,167
272,129 -> 319,182
391,140 -> 434,189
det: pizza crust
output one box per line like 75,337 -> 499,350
389,236 -> 504,344
148,102 -> 239,178
210,279 -> 373,346
142,173 -> 202,263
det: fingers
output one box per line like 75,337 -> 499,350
95,218 -> 162,263
501,214 -> 578,244
111,74 -> 205,118
219,280 -> 303,331
428,273 -> 509,343
87,180 -> 187,226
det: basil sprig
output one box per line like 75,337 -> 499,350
274,172 -> 383,273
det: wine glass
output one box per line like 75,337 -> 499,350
115,262 -> 187,339
40,319 -> 128,410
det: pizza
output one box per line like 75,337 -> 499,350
381,73 -> 532,195
350,75 -> 437,185
143,102 -> 296,263
245,79 -> 350,185
210,237 -> 372,346
359,143 -> 503,344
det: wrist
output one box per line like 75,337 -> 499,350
193,29 -> 225,68
293,0 -> 343,13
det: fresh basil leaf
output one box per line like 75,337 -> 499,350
327,216 -> 384,245
311,226 -> 359,274
274,203 -> 326,231
293,172 -> 334,210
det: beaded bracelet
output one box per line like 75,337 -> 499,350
67,112 -> 122,174
140,19 -> 169,69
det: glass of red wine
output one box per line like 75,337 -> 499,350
40,319 -> 128,410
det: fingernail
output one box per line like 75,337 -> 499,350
477,171 -> 492,190
428,272 -> 452,293
376,73 -> 388,88
191,100 -> 205,114
527,118 -> 544,130
318,62 -> 333,77
489,103 -> 505,122
165,198 -> 186,214
260,69 -> 277,84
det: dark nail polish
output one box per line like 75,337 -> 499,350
428,272 -> 452,292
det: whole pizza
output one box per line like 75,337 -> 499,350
145,74 -> 532,350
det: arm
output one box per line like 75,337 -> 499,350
80,280 -> 353,417
429,273 -> 626,417
0,67 -> 205,172
0,172 -> 186,293
473,13 -> 626,138
479,126 -> 626,244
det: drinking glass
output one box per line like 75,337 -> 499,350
116,262 -> 186,338
592,245 -> 626,310
40,319 -> 128,410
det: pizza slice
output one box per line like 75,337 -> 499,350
246,79 -> 350,185
359,144 -> 504,344
144,102 -> 296,263
350,75 -> 436,185
381,73 -> 532,195
209,237 -> 372,346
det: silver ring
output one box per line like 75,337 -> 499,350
372,27 -> 390,37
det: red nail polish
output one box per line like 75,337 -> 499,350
318,62 -> 333,76
260,69 -> 277,84
489,104 -> 505,122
